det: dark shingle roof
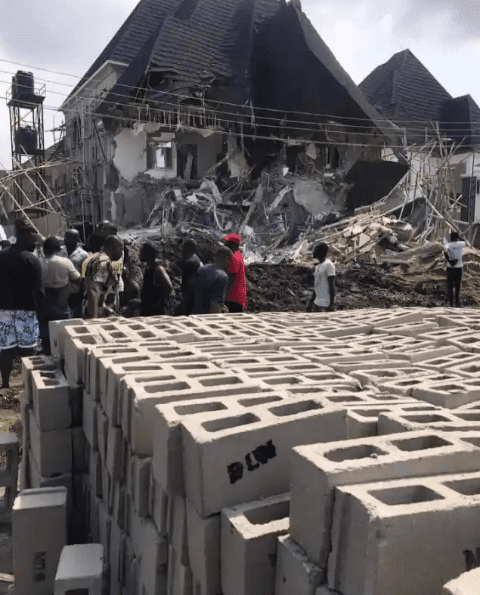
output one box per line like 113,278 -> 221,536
71,0 -> 396,140
359,49 -> 452,125
67,0 -> 183,99
441,95 -> 480,149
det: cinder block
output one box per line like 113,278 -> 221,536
97,499 -> 111,562
13,487 -> 68,595
64,329 -> 105,385
97,406 -> 108,461
152,393 -> 291,497
289,431 -> 480,567
28,449 -> 72,510
350,366 -> 437,388
443,567 -> 480,595
182,399 -> 346,516
167,545 -> 193,595
48,318 -> 84,361
448,360 -> 480,378
417,326 -> 474,346
109,520 -> 124,595
29,408 -> 72,477
420,352 -> 480,374
82,391 -> 98,450
89,450 -> 102,499
186,498 -> 221,595
377,410 -> 464,434
373,321 -> 439,337
54,543 -> 104,595
446,332 -> 480,353
22,355 -> 58,403
69,382 -> 83,427
72,427 -> 87,472
130,513 -> 168,595
368,310 -> 424,328
0,433 -> 20,511
330,358 -> 408,374
123,535 -> 138,595
89,494 -> 100,543
327,473 -> 480,595
106,424 -> 123,481
221,493 -> 289,595
346,403 -> 439,438
152,480 -> 169,537
32,369 -> 71,431
106,358 -> 226,428
112,482 -> 126,532
125,372 -> 263,456
131,456 -> 151,518
169,495 -> 189,567
214,353 -> 311,369
386,344 -> 460,363
87,344 -> 145,404
275,535 -> 324,595
414,378 -> 480,409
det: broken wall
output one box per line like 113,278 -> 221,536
175,130 -> 224,178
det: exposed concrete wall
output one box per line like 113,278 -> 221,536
113,129 -> 147,184
175,131 -> 224,178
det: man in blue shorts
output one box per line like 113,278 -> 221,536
0,220 -> 42,388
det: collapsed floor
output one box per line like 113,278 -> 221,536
13,308 -> 480,595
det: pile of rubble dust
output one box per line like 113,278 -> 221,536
123,232 -> 480,314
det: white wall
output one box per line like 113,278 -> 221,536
113,129 -> 147,183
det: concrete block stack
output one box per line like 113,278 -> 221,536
20,307 -> 480,595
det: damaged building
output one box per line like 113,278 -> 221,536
58,0 -> 404,232
360,49 -> 480,228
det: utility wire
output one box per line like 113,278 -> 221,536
2,56 -> 480,127
1,77 -> 478,142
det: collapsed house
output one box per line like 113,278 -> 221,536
57,0 -> 405,232
360,49 -> 480,235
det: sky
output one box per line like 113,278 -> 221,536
0,0 -> 479,169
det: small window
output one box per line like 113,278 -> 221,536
149,141 -> 173,169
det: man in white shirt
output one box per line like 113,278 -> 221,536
308,242 -> 335,312
59,229 -> 88,273
40,236 -> 81,352
59,229 -> 88,317
444,231 -> 466,307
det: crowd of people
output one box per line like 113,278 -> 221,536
0,215 -> 467,390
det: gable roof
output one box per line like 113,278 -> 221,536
69,0 -> 396,142
359,49 -> 452,126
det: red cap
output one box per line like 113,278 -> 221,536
223,233 -> 242,244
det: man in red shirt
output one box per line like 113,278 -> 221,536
223,234 -> 247,313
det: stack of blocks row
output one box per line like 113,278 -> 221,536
21,307 -> 480,595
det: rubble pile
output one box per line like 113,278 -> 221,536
121,204 -> 480,313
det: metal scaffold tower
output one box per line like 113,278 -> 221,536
7,71 -> 47,215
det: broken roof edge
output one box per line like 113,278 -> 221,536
291,4 -> 399,145
60,60 -> 128,114
95,15 -> 171,118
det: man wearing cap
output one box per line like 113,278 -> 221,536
223,233 -> 247,313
